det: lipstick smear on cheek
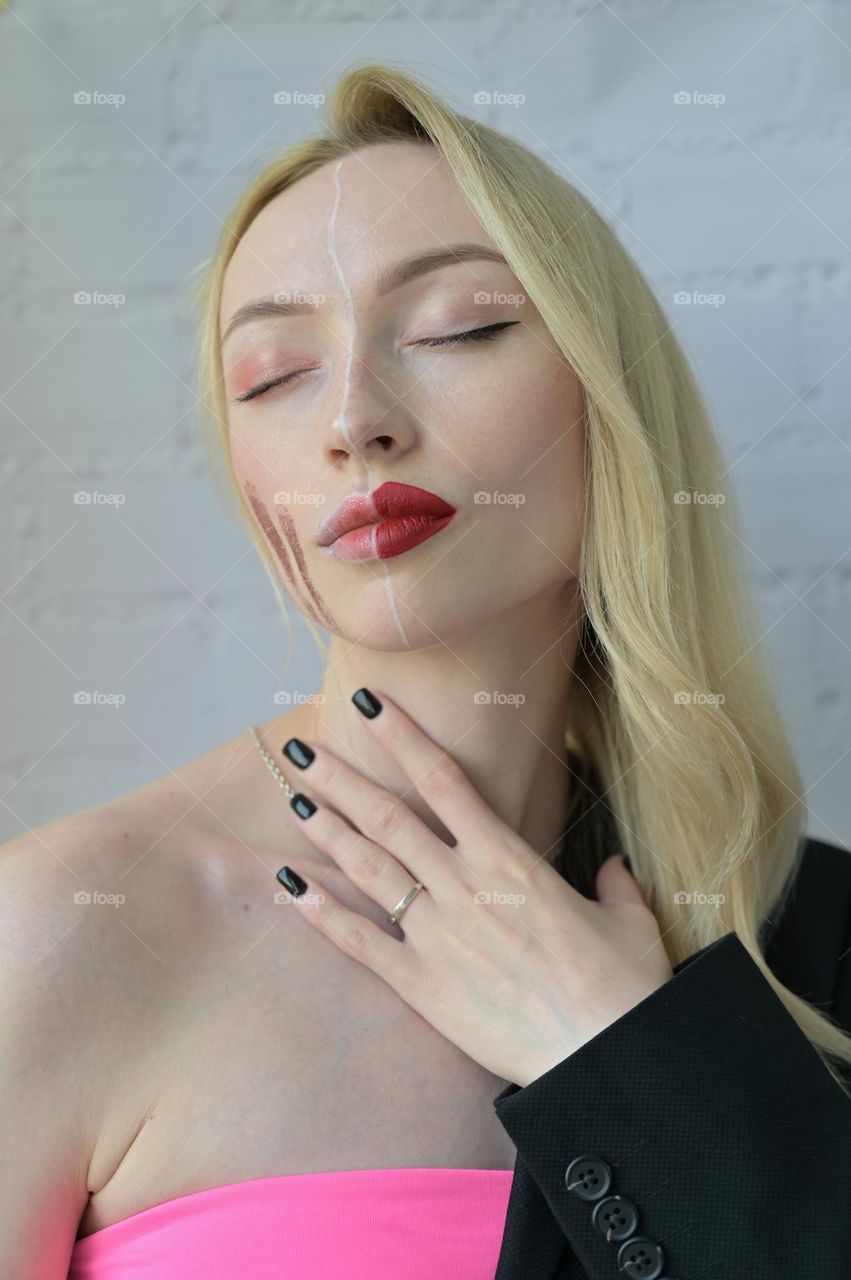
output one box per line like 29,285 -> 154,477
275,504 -> 337,631
243,480 -> 336,631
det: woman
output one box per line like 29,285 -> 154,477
2,62 -> 850,1280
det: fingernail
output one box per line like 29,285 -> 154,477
622,854 -> 633,873
283,737 -> 314,769
277,865 -> 308,896
291,793 -> 317,820
352,688 -> 382,718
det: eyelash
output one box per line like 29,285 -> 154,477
233,321 -> 519,403
417,320 -> 518,349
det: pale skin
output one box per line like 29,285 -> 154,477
221,137 -> 594,871
222,139 -> 673,1086
0,139 -> 672,1277
280,686 -> 673,1089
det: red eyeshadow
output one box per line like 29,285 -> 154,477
228,352 -> 287,401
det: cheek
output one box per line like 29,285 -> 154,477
526,379 -> 585,569
453,363 -> 584,490
450,366 -> 585,572
227,421 -> 324,514
228,420 -> 288,482
523,375 -> 585,497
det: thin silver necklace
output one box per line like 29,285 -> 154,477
250,722 -> 578,876
250,724 -> 297,800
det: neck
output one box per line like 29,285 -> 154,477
271,584 -> 583,866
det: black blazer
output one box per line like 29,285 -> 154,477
490,835 -> 851,1279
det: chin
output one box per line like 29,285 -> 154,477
327,588 -> 489,653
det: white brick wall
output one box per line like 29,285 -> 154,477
2,1 -> 849,847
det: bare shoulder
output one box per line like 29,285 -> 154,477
2,724 -> 227,892
0,724 -> 277,1273
0,718 -> 269,987
0,723 -> 271,1162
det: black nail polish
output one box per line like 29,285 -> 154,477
291,793 -> 317,820
277,865 -> 308,896
283,737 -> 314,769
352,688 -> 382,718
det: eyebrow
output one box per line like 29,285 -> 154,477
220,242 -> 510,345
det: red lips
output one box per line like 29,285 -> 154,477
314,476 -> 455,545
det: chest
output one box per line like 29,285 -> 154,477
77,906 -> 517,1238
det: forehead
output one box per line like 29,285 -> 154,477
219,141 -> 496,323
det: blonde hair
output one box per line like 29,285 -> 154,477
192,61 -> 851,1091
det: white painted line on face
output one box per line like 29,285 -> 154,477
327,156 -> 411,648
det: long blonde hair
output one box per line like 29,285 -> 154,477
192,61 -> 851,1090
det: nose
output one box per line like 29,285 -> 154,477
321,352 -> 418,465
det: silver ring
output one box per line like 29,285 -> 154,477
387,881 -> 425,925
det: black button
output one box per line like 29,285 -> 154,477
564,1154 -> 612,1201
616,1234 -> 666,1279
591,1193 -> 639,1242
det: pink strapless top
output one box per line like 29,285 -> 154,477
67,1166 -> 514,1279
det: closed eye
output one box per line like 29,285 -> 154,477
232,321 -> 519,402
416,320 -> 519,348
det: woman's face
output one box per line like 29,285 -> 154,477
219,140 -> 586,650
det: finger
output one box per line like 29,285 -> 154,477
275,861 -> 409,978
282,737 -> 449,890
351,687 -> 499,844
286,788 -> 436,926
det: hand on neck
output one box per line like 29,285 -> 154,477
272,589 -> 583,869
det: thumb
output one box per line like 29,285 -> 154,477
595,853 -> 647,908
